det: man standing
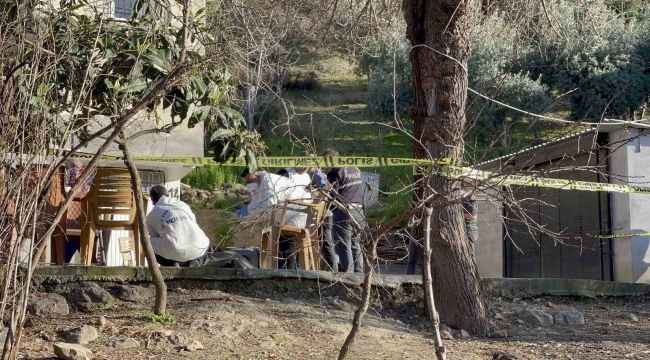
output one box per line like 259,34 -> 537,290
146,185 -> 209,267
307,157 -> 337,272
324,148 -> 365,273
240,168 -> 311,269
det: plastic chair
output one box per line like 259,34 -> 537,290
79,168 -> 141,266
260,200 -> 325,270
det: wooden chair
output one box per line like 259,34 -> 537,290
260,199 -> 325,270
79,168 -> 142,266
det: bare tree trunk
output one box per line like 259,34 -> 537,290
337,237 -> 378,360
120,140 -> 167,315
422,206 -> 446,360
403,0 -> 490,335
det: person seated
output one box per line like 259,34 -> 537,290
146,185 -> 209,267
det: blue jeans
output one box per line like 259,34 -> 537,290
333,208 -> 365,273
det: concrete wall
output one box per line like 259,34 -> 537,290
475,192 -> 504,278
609,128 -> 650,283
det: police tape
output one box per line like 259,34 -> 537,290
60,151 -> 451,168
413,164 -> 650,195
58,151 -> 650,195
598,232 -> 650,239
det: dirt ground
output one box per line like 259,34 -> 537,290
15,284 -> 650,360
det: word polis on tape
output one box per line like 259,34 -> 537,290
123,156 -> 438,168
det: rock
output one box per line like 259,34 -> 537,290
65,326 -> 99,345
594,320 -> 613,327
518,309 -> 553,326
28,293 -> 70,317
516,319 -> 525,325
95,316 -> 107,327
330,298 -> 355,313
225,192 -> 239,202
231,183 -> 251,196
221,183 -> 232,190
417,301 -> 425,309
115,285 -> 155,302
553,311 -> 585,325
546,301 -> 559,309
107,338 -> 140,349
492,351 -> 516,360
53,343 -> 93,360
440,323 -> 451,332
460,329 -> 471,339
440,330 -> 454,340
623,313 -> 639,322
494,313 -> 503,320
489,330 -> 508,338
519,301 -> 528,308
167,334 -> 187,346
68,283 -> 114,312
185,340 -> 204,352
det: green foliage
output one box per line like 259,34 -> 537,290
182,166 -> 243,189
214,223 -> 234,247
146,312 -> 177,325
22,0 -> 265,168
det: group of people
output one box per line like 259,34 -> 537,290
145,148 -> 367,273
144,151 -> 477,274
239,148 -> 366,272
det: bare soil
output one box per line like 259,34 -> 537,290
17,288 -> 650,360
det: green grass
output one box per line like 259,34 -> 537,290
146,313 -> 177,325
182,165 -> 243,189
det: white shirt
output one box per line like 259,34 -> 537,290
146,195 -> 209,262
247,171 -> 312,227
287,168 -> 312,188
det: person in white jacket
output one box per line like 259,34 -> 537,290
146,185 -> 210,266
240,168 -> 311,269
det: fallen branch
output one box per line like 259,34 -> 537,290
422,206 -> 446,360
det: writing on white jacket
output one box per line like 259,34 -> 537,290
146,194 -> 209,262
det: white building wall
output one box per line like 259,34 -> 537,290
609,128 -> 650,283
475,192 -> 504,278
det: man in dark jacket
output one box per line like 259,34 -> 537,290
324,148 -> 365,273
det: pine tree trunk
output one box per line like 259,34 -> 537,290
402,0 -> 490,335
120,140 -> 167,315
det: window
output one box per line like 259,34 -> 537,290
111,0 -> 149,21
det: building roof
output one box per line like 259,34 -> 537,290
477,122 -> 650,167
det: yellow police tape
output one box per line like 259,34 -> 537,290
413,164 -> 650,195
60,151 -> 650,195
598,232 -> 650,239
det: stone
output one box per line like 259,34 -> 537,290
440,323 -> 451,332
594,320 -> 613,327
65,326 -> 99,345
330,298 -> 355,313
516,319 -> 525,325
553,311 -> 585,325
221,183 -> 232,190
494,313 -> 503,320
546,301 -> 559,309
115,285 -> 155,302
167,334 -> 187,346
28,293 -> 70,317
53,343 -> 93,360
108,338 -> 140,349
489,330 -> 508,338
519,301 -> 528,308
95,316 -> 107,327
185,340 -> 204,352
417,301 -> 425,309
225,192 -> 239,202
440,330 -> 453,340
518,309 -> 553,326
623,313 -> 639,322
68,283 -> 114,312
231,184 -> 251,196
460,330 -> 471,339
